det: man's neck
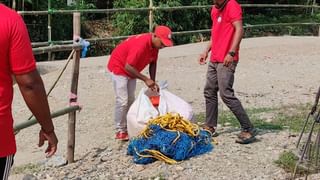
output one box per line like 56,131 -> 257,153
215,0 -> 228,10
215,0 -> 224,6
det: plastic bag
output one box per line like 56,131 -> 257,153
158,90 -> 193,121
127,88 -> 159,138
127,83 -> 193,138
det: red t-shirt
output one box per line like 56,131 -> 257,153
210,0 -> 242,63
107,33 -> 159,77
0,4 -> 36,157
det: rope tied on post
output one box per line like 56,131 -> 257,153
73,37 -> 90,58
69,92 -> 82,109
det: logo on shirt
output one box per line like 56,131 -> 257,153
168,34 -> 172,39
217,16 -> 222,23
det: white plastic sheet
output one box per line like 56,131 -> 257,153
127,83 -> 193,138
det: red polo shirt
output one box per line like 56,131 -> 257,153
0,4 -> 36,157
210,0 -> 242,63
107,33 -> 159,77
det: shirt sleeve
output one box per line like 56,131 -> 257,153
227,1 -> 242,23
9,15 -> 36,75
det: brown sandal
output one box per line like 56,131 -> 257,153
235,129 -> 257,144
201,124 -> 219,137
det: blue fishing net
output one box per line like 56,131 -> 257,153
127,125 -> 213,164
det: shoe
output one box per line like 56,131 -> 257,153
201,124 -> 219,137
235,129 -> 258,144
115,132 -> 129,141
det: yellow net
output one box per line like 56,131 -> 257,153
139,113 -> 200,138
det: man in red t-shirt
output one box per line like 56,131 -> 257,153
0,4 -> 58,179
198,0 -> 257,144
107,25 -> 173,140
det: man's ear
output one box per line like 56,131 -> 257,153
152,34 -> 157,38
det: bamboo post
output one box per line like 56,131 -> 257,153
67,12 -> 81,164
12,0 -> 16,10
14,106 -> 81,133
48,0 -> 52,61
306,0 -> 311,14
149,0 -> 154,32
318,25 -> 320,37
311,0 -> 316,15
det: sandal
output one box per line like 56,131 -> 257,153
235,129 -> 257,144
201,124 -> 219,137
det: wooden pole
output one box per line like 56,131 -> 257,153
48,0 -> 52,60
149,0 -> 154,32
32,44 -> 81,55
306,0 -> 311,14
311,0 -> 316,15
12,0 -> 16,10
14,106 -> 81,133
67,12 -> 81,164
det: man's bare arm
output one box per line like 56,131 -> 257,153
229,20 -> 244,53
199,38 -> 212,65
125,63 -> 157,90
15,69 -> 58,157
149,62 -> 157,81
125,63 -> 149,82
223,20 -> 243,66
15,70 -> 54,132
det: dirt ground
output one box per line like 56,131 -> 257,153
9,36 -> 320,179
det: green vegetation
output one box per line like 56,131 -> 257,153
3,0 -> 319,59
113,0 -> 212,45
275,149 -> 320,176
11,163 -> 42,175
275,151 -> 300,173
195,104 -> 311,132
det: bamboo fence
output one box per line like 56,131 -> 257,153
17,3 -> 320,51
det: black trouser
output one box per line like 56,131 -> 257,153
0,155 -> 14,180
204,61 -> 254,131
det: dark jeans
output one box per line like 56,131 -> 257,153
204,61 -> 254,131
0,154 -> 14,180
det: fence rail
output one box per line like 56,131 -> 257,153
23,0 -> 320,54
32,44 -> 82,54
18,4 -> 320,15
23,3 -> 320,55
31,22 -> 320,49
14,106 -> 81,133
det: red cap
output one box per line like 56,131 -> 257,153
155,25 -> 173,47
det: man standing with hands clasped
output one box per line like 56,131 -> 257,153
198,0 -> 257,144
0,4 -> 58,179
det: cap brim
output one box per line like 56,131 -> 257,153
161,38 -> 173,47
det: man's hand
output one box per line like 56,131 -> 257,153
198,52 -> 208,65
38,129 -> 58,158
223,54 -> 234,67
145,78 -> 159,92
